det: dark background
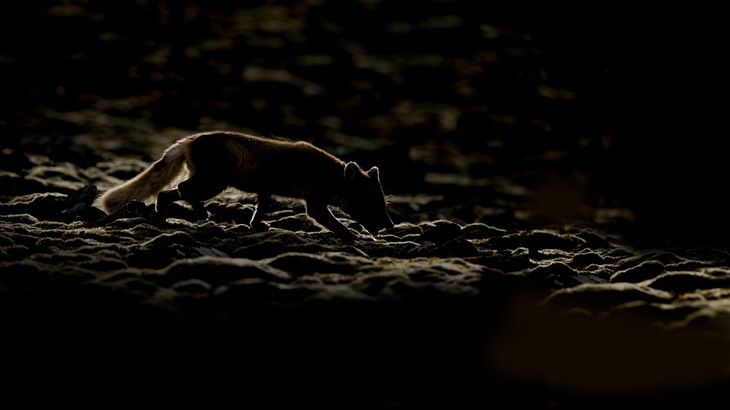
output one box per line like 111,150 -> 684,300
3,1 -> 728,246
2,2 -> 730,408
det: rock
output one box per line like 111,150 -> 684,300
0,171 -> 48,196
528,262 -> 605,290
161,256 -> 291,285
541,283 -> 673,312
264,252 -> 367,275
97,200 -> 158,225
610,260 -> 666,283
644,271 -> 730,293
418,220 -> 463,244
487,229 -> 587,251
461,222 -> 507,239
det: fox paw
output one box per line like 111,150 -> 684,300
251,220 -> 270,231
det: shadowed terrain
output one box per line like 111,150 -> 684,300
2,1 -> 730,408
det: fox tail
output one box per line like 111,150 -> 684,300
95,138 -> 190,214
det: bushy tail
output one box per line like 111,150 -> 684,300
95,138 -> 190,214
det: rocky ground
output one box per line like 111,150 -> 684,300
2,1 -> 730,408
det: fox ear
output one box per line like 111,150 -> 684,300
344,162 -> 361,180
367,166 -> 380,180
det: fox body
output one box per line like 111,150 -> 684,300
95,131 -> 394,240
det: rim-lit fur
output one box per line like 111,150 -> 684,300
95,131 -> 394,239
95,136 -> 191,214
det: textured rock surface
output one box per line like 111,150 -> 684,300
2,1 -> 730,408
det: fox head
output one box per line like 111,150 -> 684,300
342,161 -> 394,235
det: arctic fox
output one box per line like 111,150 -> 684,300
95,131 -> 394,240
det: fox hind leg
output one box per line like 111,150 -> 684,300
156,186 -> 208,221
156,189 -> 181,219
176,175 -> 227,221
250,192 -> 271,231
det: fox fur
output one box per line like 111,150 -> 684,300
95,131 -> 394,240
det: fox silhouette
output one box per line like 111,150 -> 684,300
95,131 -> 394,240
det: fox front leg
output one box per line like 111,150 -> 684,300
305,200 -> 358,241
